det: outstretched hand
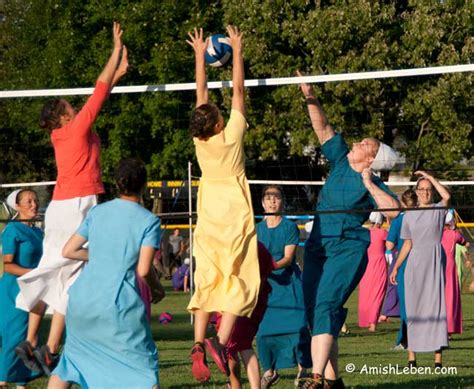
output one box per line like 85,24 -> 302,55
113,22 -> 123,50
226,25 -> 243,51
186,28 -> 209,56
116,45 -> 129,78
297,70 -> 315,98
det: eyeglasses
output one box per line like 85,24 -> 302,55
263,193 -> 282,201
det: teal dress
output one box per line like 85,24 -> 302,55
53,199 -> 161,388
303,134 -> 395,337
0,222 -> 43,385
386,213 -> 408,346
256,218 -> 311,370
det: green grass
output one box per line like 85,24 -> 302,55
15,281 -> 474,388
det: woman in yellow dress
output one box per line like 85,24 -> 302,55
186,26 -> 260,383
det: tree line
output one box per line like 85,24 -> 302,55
1,0 -> 472,190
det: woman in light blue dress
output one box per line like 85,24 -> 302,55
48,159 -> 162,389
0,189 -> 43,388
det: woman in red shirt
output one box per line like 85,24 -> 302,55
15,22 -> 128,376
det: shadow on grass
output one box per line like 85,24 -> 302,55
352,374 -> 474,388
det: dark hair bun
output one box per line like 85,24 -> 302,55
115,158 -> 147,196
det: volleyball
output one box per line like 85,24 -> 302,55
205,34 -> 232,67
159,312 -> 173,325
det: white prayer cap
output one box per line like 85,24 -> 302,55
304,221 -> 313,233
184,257 -> 190,265
445,210 -> 454,225
6,189 -> 21,219
370,142 -> 399,171
369,211 -> 383,225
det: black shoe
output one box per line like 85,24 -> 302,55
408,360 -> 417,368
435,362 -> 442,369
33,345 -> 59,376
14,341 -> 43,373
324,378 -> 346,389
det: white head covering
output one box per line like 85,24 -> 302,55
445,210 -> 455,225
370,142 -> 399,171
304,221 -> 314,233
184,257 -> 190,266
369,211 -> 383,225
6,189 -> 21,219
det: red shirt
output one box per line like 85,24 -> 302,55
51,81 -> 109,200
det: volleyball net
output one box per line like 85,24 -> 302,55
1,64 -> 473,232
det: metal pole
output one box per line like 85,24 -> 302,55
188,161 -> 194,325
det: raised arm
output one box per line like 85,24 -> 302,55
297,71 -> 335,145
415,171 -> 450,207
227,25 -> 245,116
187,28 -> 209,107
362,168 -> 400,219
98,22 -> 125,86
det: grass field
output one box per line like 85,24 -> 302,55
20,279 -> 474,389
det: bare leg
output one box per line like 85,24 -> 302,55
323,339 -> 338,380
47,312 -> 65,353
434,350 -> 442,365
311,333 -> 333,375
216,312 -> 237,345
48,375 -> 71,389
408,350 -> 416,363
228,353 -> 242,389
27,301 -> 47,346
241,349 -> 260,389
368,323 -> 376,332
193,309 -> 211,343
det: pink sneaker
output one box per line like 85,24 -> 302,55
190,342 -> 210,382
204,337 -> 230,376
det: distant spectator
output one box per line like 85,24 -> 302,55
172,258 -> 191,292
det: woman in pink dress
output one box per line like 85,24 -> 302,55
358,212 -> 388,331
441,212 -> 466,335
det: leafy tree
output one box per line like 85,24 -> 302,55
1,0 -> 472,195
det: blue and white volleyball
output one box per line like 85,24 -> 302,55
205,34 -> 232,67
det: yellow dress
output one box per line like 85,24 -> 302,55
187,109 -> 260,317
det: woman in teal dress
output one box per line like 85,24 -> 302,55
48,159 -> 162,389
298,75 -> 399,389
256,185 -> 312,388
386,189 -> 418,349
0,189 -> 43,388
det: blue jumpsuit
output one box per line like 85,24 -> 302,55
53,199 -> 161,388
256,218 -> 312,370
303,134 -> 395,337
0,222 -> 43,386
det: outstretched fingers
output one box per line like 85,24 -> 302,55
113,22 -> 123,49
297,70 -> 313,97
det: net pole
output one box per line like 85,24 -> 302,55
188,161 -> 194,325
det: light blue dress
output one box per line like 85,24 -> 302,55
256,218 -> 311,370
0,222 -> 43,386
53,199 -> 161,388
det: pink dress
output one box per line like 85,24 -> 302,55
441,229 -> 465,334
358,227 -> 388,327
